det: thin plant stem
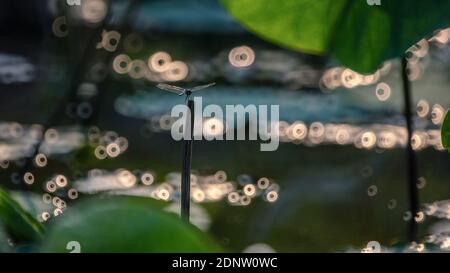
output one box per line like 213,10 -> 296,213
401,56 -> 420,242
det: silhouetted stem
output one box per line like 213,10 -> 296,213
401,56 -> 419,242
181,98 -> 194,223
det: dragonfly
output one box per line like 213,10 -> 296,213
156,82 -> 216,97
155,82 -> 216,223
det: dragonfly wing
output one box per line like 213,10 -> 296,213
156,83 -> 186,94
191,82 -> 216,92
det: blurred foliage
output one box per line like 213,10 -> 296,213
0,187 -> 44,244
0,225 -> 12,252
443,111 -> 450,152
221,0 -> 450,73
39,196 -> 222,253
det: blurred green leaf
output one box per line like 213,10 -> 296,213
0,225 -> 12,253
40,196 -> 221,253
221,0 -> 450,73
442,110 -> 450,152
0,187 -> 44,243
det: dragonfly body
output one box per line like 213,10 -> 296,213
156,82 -> 215,97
